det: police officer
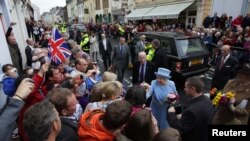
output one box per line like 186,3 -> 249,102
80,31 -> 90,53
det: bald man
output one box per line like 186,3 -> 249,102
211,45 -> 238,90
132,51 -> 156,84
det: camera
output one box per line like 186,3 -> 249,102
174,104 -> 182,115
80,75 -> 85,80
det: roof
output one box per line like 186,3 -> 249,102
139,32 -> 198,38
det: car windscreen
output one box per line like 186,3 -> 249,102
69,25 -> 86,31
176,38 -> 206,57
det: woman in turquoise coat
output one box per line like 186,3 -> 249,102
144,68 -> 177,130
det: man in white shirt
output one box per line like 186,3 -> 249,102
70,58 -> 89,96
99,33 -> 113,71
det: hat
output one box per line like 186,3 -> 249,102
155,68 -> 171,79
238,63 -> 250,75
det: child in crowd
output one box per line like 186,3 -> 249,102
2,64 -> 18,96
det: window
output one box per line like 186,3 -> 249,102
103,0 -> 109,8
96,0 -> 101,10
176,38 -> 205,56
162,40 -> 171,54
84,9 -> 89,14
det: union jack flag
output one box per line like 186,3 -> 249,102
48,28 -> 71,64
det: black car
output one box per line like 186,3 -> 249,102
129,32 -> 211,81
68,24 -> 87,44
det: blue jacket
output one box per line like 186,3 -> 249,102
2,76 -> 16,97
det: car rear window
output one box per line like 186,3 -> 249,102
69,24 -> 86,31
176,38 -> 205,57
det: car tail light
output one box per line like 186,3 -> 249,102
176,62 -> 182,72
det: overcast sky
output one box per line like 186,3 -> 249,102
30,0 -> 66,14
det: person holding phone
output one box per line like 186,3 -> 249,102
0,78 -> 34,141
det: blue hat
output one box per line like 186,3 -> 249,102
155,68 -> 171,79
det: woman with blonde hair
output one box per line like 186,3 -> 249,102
102,71 -> 127,96
102,71 -> 117,82
84,81 -> 123,113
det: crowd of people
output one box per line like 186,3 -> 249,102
0,11 -> 250,141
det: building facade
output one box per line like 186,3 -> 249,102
111,0 -> 135,23
42,12 -> 53,23
77,0 -> 84,23
66,0 -> 78,22
127,0 -> 197,27
0,0 -> 34,73
128,0 -> 250,27
83,0 -> 95,23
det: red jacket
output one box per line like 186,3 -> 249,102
18,73 -> 45,141
232,18 -> 243,27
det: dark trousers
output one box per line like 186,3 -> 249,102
117,67 -> 126,83
102,51 -> 111,71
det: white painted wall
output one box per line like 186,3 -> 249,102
32,4 -> 41,21
112,0 -> 122,10
0,1 -> 14,76
212,0 -> 243,18
0,16 -> 12,75
1,0 -> 29,69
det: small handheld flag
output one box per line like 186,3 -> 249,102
48,28 -> 71,64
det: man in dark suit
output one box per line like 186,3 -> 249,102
132,51 -> 156,84
151,39 -> 168,69
212,45 -> 238,90
134,35 -> 146,62
25,38 -> 34,67
168,76 -> 214,141
6,23 -> 23,73
111,37 -> 131,82
99,33 -> 112,71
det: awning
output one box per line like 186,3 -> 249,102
143,1 -> 194,20
125,7 -> 154,20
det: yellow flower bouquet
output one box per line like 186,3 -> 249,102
212,91 -> 235,106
